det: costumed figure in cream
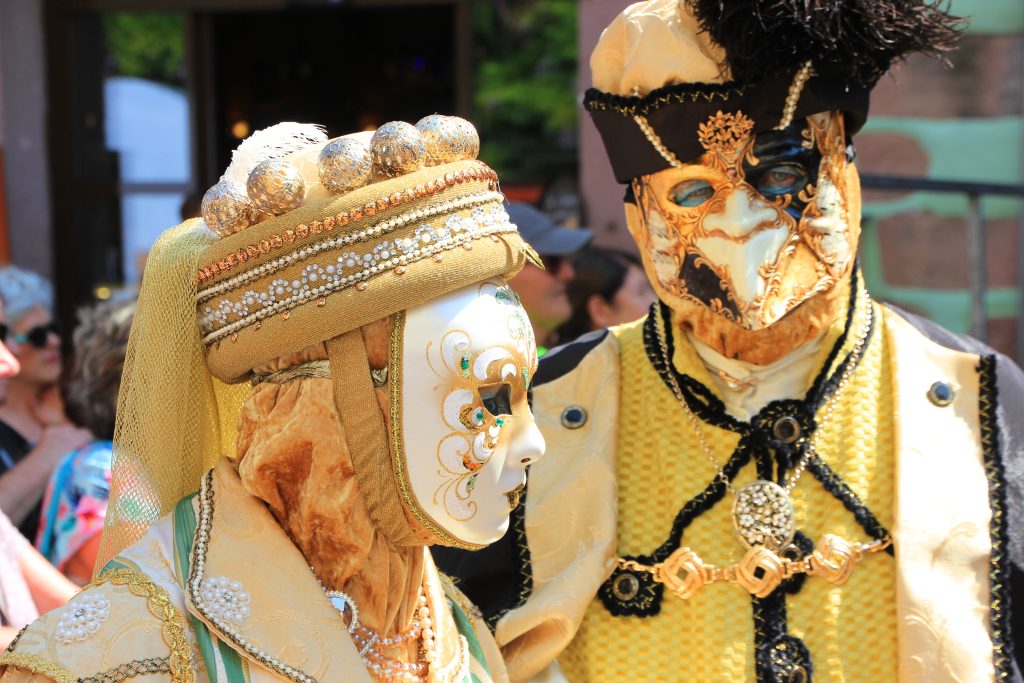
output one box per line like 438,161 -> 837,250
436,2 -> 1024,682
0,116 -> 545,682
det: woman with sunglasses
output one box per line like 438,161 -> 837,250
0,267 -> 92,541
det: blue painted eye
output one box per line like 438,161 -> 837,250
670,179 -> 715,207
754,164 -> 808,196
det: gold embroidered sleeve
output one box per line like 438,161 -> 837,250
0,567 -> 194,683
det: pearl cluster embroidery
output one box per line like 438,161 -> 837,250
198,576 -> 252,624
56,594 -> 110,644
199,203 -> 513,343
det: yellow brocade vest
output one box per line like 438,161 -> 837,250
559,301 -> 899,682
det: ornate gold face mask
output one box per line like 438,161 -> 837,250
628,111 -> 861,331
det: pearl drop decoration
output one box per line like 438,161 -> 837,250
319,137 -> 373,194
202,180 -> 256,237
55,594 -> 110,644
416,115 -> 473,166
370,122 -> 426,177
247,159 -> 306,216
447,117 -> 480,160
199,576 -> 252,624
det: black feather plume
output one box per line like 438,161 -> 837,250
686,0 -> 965,86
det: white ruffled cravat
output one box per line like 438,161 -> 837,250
685,330 -> 826,421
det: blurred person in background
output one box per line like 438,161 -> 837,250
36,296 -> 135,584
0,267 -> 92,540
556,247 -> 656,343
506,202 -> 592,353
0,299 -> 76,649
0,509 -> 78,649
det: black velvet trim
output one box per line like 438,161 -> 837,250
583,69 -> 870,182
642,300 -> 743,433
753,593 -> 814,682
533,328 -> 609,389
804,455 -> 893,553
980,354 -> 1014,679
598,564 -> 665,618
780,531 -> 816,596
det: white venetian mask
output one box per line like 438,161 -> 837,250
399,279 -> 544,547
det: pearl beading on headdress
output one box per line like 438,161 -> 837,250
633,114 -> 684,169
199,204 -> 513,343
775,61 -> 814,130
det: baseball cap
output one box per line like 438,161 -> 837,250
506,202 -> 593,257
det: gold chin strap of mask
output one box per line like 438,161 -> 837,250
325,328 -> 425,548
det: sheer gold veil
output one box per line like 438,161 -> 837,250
96,220 -> 249,572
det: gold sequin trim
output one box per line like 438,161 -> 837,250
90,568 -> 195,683
196,164 -> 498,285
189,470 -> 318,683
0,652 -> 77,683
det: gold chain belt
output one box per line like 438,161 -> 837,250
618,533 -> 892,600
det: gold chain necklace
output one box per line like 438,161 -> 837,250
617,296 -> 891,599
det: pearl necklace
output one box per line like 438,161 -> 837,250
323,584 -> 470,682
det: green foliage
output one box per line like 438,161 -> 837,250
103,13 -> 185,85
472,0 -> 578,184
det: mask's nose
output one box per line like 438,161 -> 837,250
702,186 -> 779,238
510,414 -> 546,467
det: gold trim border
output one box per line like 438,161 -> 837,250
0,653 -> 77,683
90,568 -> 195,683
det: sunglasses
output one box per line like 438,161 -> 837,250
0,321 -> 60,349
539,255 -> 565,273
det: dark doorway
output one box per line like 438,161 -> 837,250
209,5 -> 458,177
45,1 -> 466,331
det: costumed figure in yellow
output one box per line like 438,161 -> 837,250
436,1 -> 1024,681
0,116 -> 546,682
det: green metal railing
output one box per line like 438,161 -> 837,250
859,174 -> 1024,359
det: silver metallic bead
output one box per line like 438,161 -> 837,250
448,116 -> 480,160
370,121 -> 426,177
246,159 -> 306,216
927,380 -> 956,407
416,115 -> 468,166
319,137 -> 373,193
202,181 -> 255,237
